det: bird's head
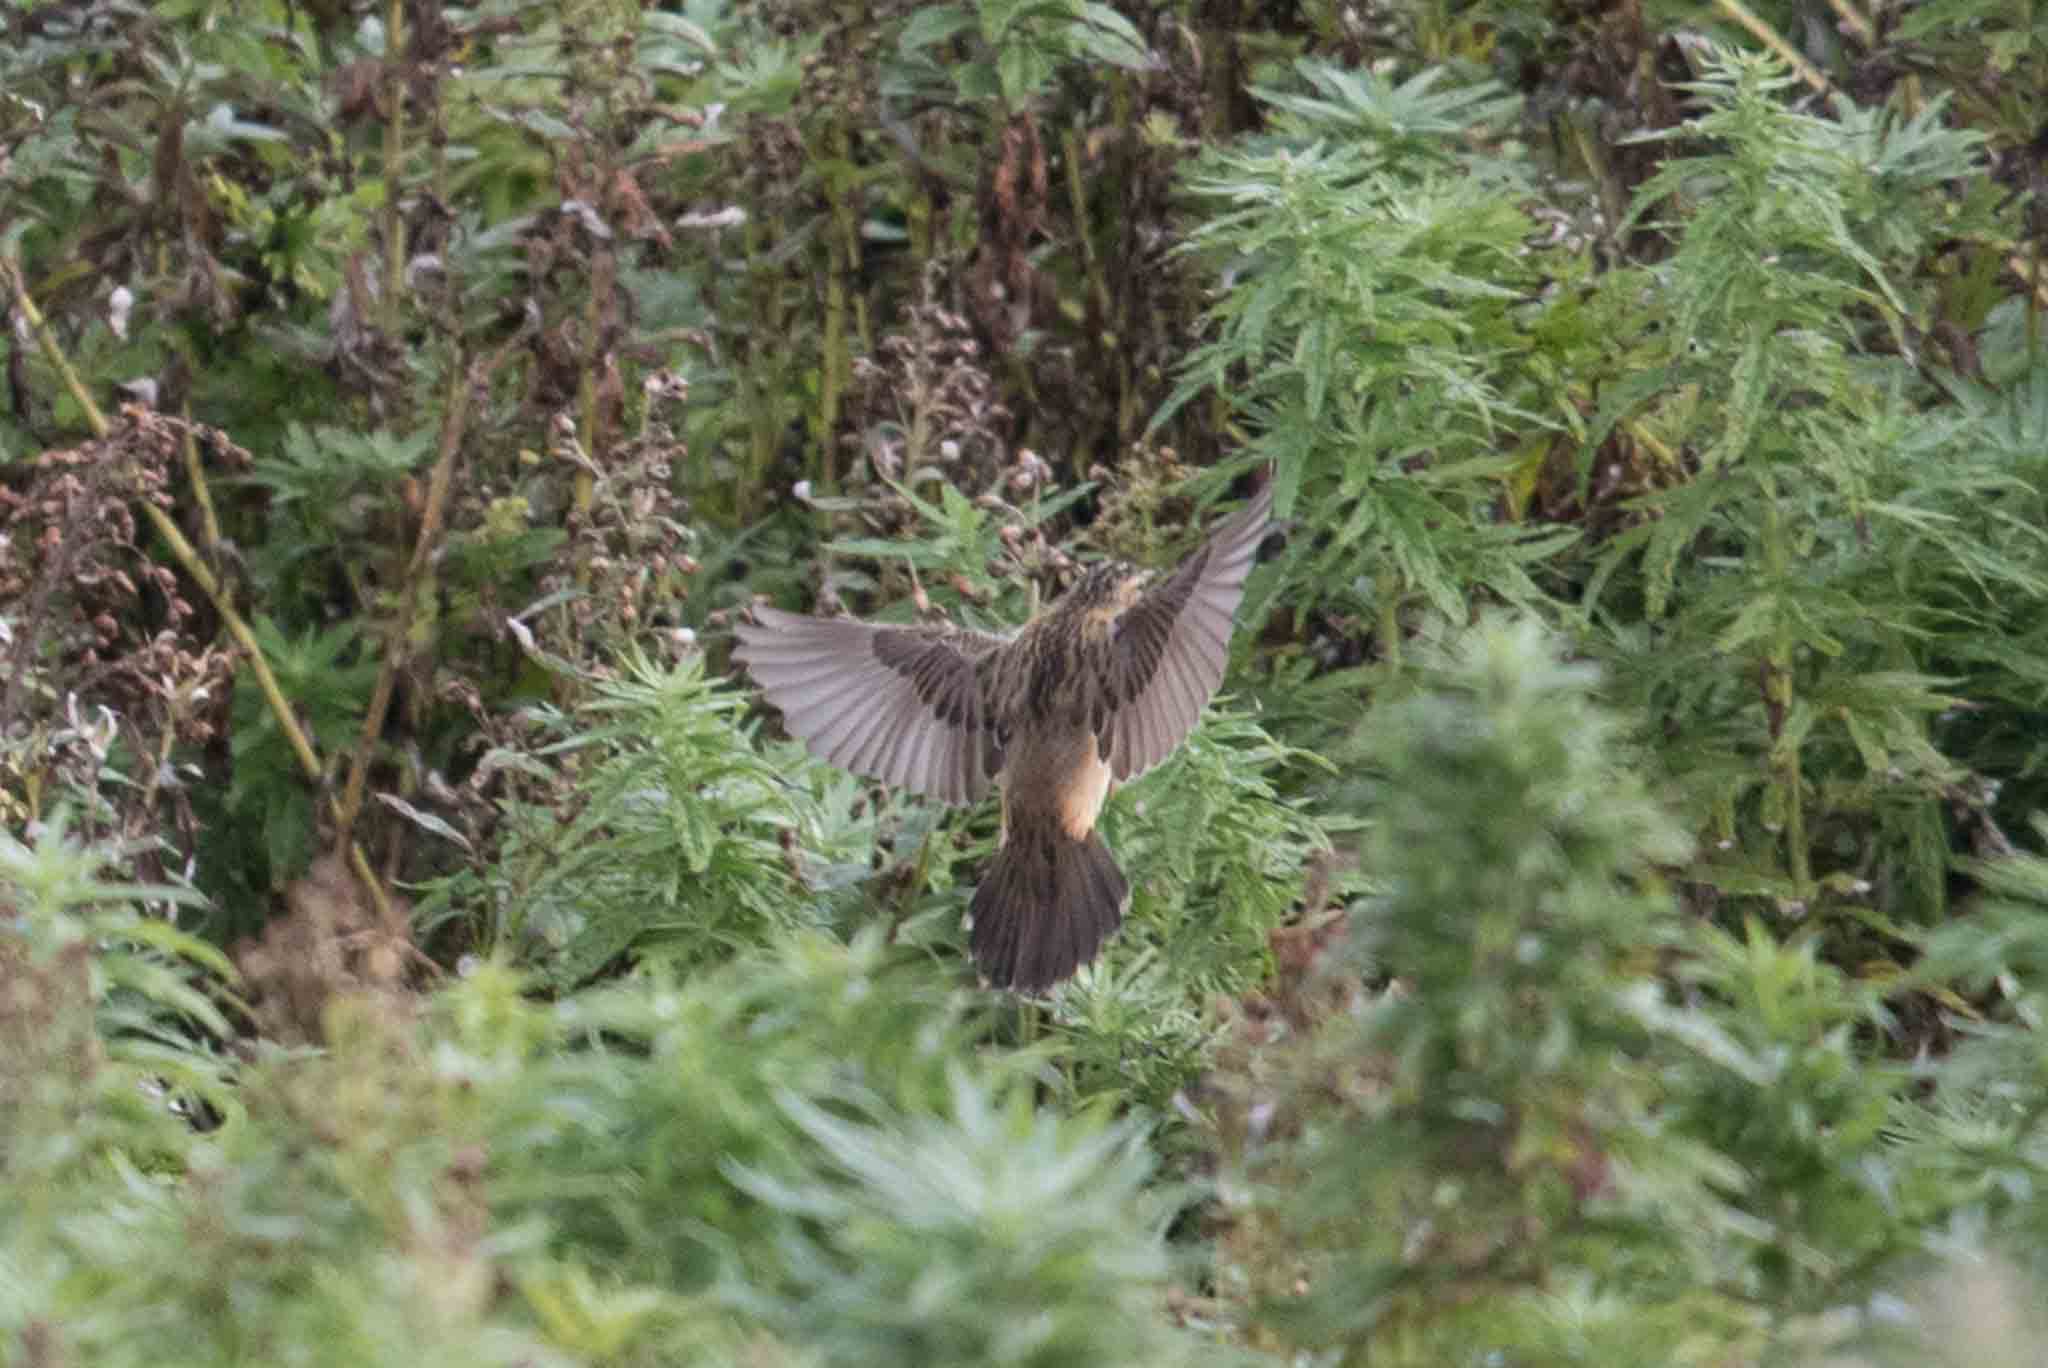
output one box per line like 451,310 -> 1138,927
1060,560 -> 1150,630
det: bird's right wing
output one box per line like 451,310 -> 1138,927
1094,480 -> 1274,781
732,608 -> 1007,804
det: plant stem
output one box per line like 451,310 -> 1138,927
820,122 -> 860,491
1377,569 -> 1402,669
332,359 -> 476,855
5,257 -> 106,434
741,212 -> 782,522
381,0 -> 407,332
1760,496 -> 1811,895
1713,0 -> 1831,94
179,416 -> 224,556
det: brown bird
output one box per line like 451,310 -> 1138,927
731,478 -> 1275,993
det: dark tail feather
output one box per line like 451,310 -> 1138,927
969,825 -> 1129,993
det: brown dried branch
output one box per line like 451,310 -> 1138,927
332,322 -> 534,858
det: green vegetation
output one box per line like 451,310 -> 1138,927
7,1 -> 2048,1362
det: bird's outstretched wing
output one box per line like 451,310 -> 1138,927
731,609 -> 1008,804
1092,481 -> 1275,781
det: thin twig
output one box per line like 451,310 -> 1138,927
1824,0 -> 1874,48
180,415 -> 224,556
1713,0 -> 1832,96
330,376 -> 464,854
5,257 -> 108,434
381,0 -> 407,332
330,322 -> 531,857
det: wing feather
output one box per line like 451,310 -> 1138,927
732,607 -> 1005,804
869,682 -> 933,789
1094,482 -> 1274,781
832,668 -> 899,776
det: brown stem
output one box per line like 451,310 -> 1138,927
331,325 -> 529,857
1824,0 -> 1874,47
820,123 -> 857,490
381,0 -> 407,332
5,257 -> 108,435
330,362 -> 473,853
179,417 -> 224,556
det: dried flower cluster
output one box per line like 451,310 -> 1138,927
1,408 -> 244,844
533,375 -> 700,651
842,261 -> 1014,498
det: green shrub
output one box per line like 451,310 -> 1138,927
1210,617 -> 1748,1361
0,811 -> 237,1170
1,931 -> 1200,1366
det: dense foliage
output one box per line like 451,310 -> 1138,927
7,0 -> 2048,1363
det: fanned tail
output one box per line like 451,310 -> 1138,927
968,824 -> 1129,993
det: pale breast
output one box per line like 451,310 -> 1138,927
1053,746 -> 1113,841
1002,723 -> 1114,841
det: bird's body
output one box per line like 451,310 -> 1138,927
732,479 -> 1274,992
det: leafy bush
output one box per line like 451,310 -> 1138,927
1583,49 -> 2035,923
0,812 -> 237,1166
727,1075 -> 1183,1366
1169,62 -> 1560,643
1042,705 -> 1330,1115
0,934 -> 1198,1367
1203,614 -> 2048,1362
1208,618 -> 1751,1360
425,647 -> 834,985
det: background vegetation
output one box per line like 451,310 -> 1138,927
6,0 -> 2048,1362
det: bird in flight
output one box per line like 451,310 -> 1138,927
732,475 -> 1275,993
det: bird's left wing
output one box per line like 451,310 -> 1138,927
732,608 -> 1008,804
1093,481 -> 1275,781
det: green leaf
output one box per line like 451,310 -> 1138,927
897,4 -> 974,54
1067,2 -> 1152,69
